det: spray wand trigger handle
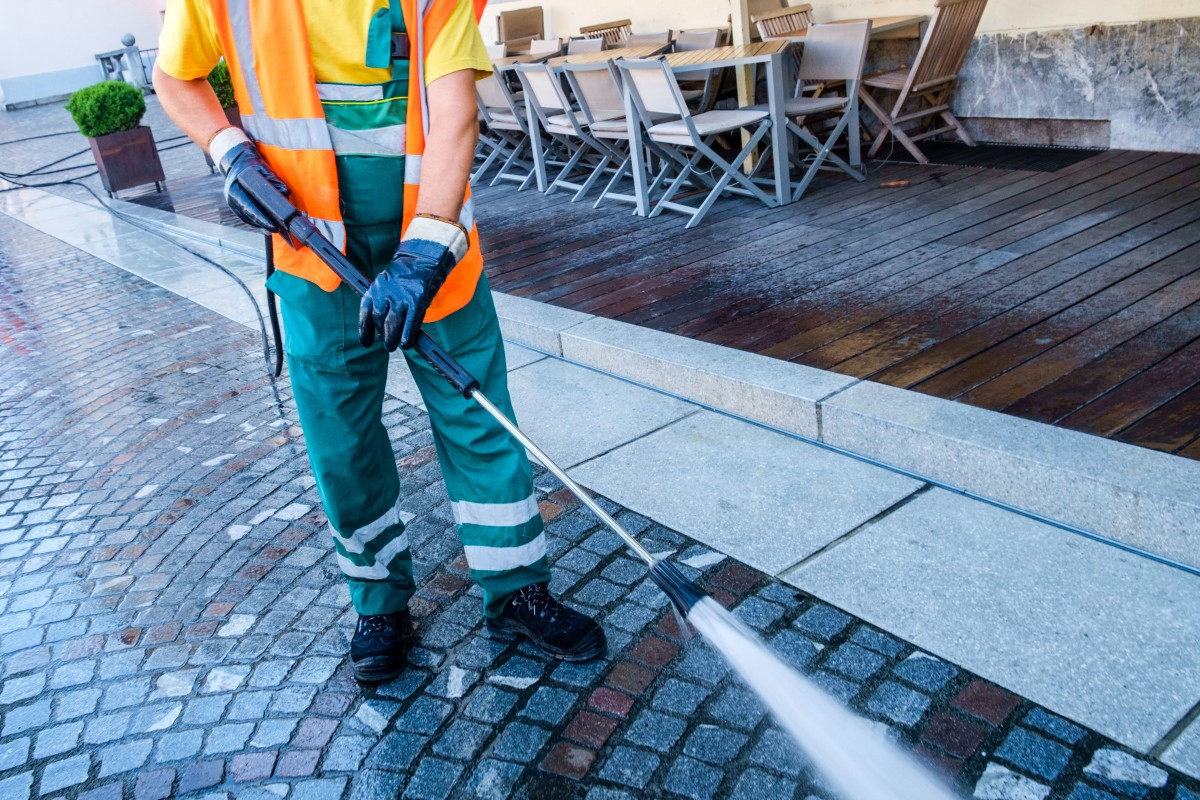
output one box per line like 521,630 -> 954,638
238,167 -> 302,243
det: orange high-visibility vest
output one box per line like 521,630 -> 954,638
207,0 -> 487,323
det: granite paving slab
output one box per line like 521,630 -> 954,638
506,357 -> 696,469
784,488 -> 1200,753
567,410 -> 924,575
1164,717 -> 1200,781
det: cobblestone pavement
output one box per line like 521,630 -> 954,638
3,134 -> 1200,800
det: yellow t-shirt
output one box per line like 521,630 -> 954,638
156,0 -> 492,86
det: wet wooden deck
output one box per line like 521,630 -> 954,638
126,149 -> 1200,460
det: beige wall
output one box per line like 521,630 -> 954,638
0,0 -> 163,81
479,0 -> 1198,40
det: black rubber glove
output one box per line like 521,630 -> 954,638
359,216 -> 468,351
217,139 -> 289,233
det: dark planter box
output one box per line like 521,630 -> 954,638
203,107 -> 245,170
88,125 -> 166,195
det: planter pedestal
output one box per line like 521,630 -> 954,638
88,126 -> 166,196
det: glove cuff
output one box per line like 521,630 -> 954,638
210,127 -> 252,174
403,215 -> 469,265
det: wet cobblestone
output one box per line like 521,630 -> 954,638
1,182 -> 1199,800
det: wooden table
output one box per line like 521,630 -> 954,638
771,14 -> 929,41
545,44 -> 670,67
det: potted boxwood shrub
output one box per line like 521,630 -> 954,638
204,60 -> 243,170
66,80 -> 165,196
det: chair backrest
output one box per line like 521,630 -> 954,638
672,29 -> 723,83
498,7 -> 544,46
515,63 -> 568,117
907,0 -> 989,92
529,37 -> 562,56
618,59 -> 687,122
476,70 -> 512,111
674,29 -> 721,53
485,43 -> 508,61
567,36 -> 605,55
752,4 -> 814,38
562,61 -> 625,123
624,31 -> 673,48
579,19 -> 633,48
796,22 -> 871,83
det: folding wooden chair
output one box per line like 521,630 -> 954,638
578,20 -> 633,49
751,22 -> 872,201
618,58 -> 777,228
514,63 -> 613,199
497,6 -> 544,54
859,0 -> 988,163
751,3 -> 814,39
474,70 -> 534,188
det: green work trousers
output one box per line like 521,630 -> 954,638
266,220 -> 550,618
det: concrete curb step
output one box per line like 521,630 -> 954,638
491,293 -> 1200,573
104,197 -> 1200,572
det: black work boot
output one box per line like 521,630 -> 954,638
485,583 -> 607,662
350,610 -> 410,683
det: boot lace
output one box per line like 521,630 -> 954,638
512,583 -> 560,621
358,614 -> 395,637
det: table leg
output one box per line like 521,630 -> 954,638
526,99 -> 547,193
767,52 -> 788,207
624,83 -> 649,217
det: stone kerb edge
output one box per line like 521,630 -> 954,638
820,381 -> 1200,569
491,292 -> 592,355
557,316 -> 856,440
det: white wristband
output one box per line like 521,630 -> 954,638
209,126 -> 251,172
403,215 -> 469,264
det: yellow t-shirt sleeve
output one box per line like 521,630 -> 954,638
157,0 -> 224,81
425,0 -> 493,85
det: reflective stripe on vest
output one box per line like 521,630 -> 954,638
317,83 -> 386,102
328,124 -> 407,158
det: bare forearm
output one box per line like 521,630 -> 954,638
415,70 -> 479,223
152,65 -> 228,152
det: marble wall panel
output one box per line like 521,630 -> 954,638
953,17 -> 1200,152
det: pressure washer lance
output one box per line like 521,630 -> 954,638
238,169 -> 706,617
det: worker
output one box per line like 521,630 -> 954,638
152,0 -> 605,682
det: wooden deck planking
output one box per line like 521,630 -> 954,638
127,148 -> 1200,459
471,149 -> 1200,458
862,166 -> 1200,389
953,244 -> 1200,409
821,167 -> 1200,377
635,154 -> 1141,347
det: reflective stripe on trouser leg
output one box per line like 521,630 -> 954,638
404,274 -> 550,618
266,229 -> 415,617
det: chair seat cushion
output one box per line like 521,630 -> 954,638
747,95 -> 846,116
588,116 -> 631,134
649,109 -> 768,141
